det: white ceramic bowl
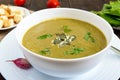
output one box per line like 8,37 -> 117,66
15,8 -> 114,78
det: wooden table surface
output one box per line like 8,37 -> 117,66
0,0 -> 120,80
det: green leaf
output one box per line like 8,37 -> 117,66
84,32 -> 91,41
39,48 -> 51,55
96,12 -> 120,26
90,36 -> 95,43
62,25 -> 72,33
37,34 -> 53,40
64,46 -> 84,55
91,0 -> 120,26
84,32 -> 95,43
101,0 -> 120,16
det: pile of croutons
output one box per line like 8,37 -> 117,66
0,4 -> 24,28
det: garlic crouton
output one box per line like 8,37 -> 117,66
0,15 -> 8,20
14,14 -> 23,23
0,4 -> 24,28
0,19 -> 3,28
3,19 -> 14,28
0,8 -> 6,15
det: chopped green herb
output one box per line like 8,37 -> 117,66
64,46 -> 84,55
84,32 -> 91,41
39,48 -> 51,55
90,36 -> 95,43
84,32 -> 95,43
62,25 -> 72,33
37,34 -> 53,40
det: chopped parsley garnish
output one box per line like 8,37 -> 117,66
62,25 -> 72,33
84,32 -> 95,43
64,46 -> 84,55
39,48 -> 51,55
84,32 -> 91,41
37,34 -> 53,40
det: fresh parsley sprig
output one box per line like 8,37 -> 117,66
62,25 -> 72,33
39,48 -> 51,55
64,46 -> 84,55
84,32 -> 95,43
37,34 -> 53,40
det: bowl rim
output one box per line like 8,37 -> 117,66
15,8 -> 114,62
21,42 -> 112,62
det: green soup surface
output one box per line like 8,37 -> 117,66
22,18 -> 107,59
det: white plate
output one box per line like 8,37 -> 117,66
113,26 -> 120,30
0,6 -> 30,30
0,29 -> 120,80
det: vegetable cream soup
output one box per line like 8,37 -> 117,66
22,18 -> 107,59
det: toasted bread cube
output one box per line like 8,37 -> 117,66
8,6 -> 16,16
14,14 -> 23,23
4,10 -> 9,16
14,9 -> 24,16
3,19 -> 9,28
0,19 -> 3,28
8,15 -> 14,19
0,7 -> 9,16
3,19 -> 14,28
8,6 -> 24,16
0,8 -> 6,15
0,4 -> 9,10
0,4 -> 25,28
9,18 -> 14,26
0,15 -> 8,20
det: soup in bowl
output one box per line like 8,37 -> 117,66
15,8 -> 113,77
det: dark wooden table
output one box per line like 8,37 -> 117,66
0,0 -> 119,80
